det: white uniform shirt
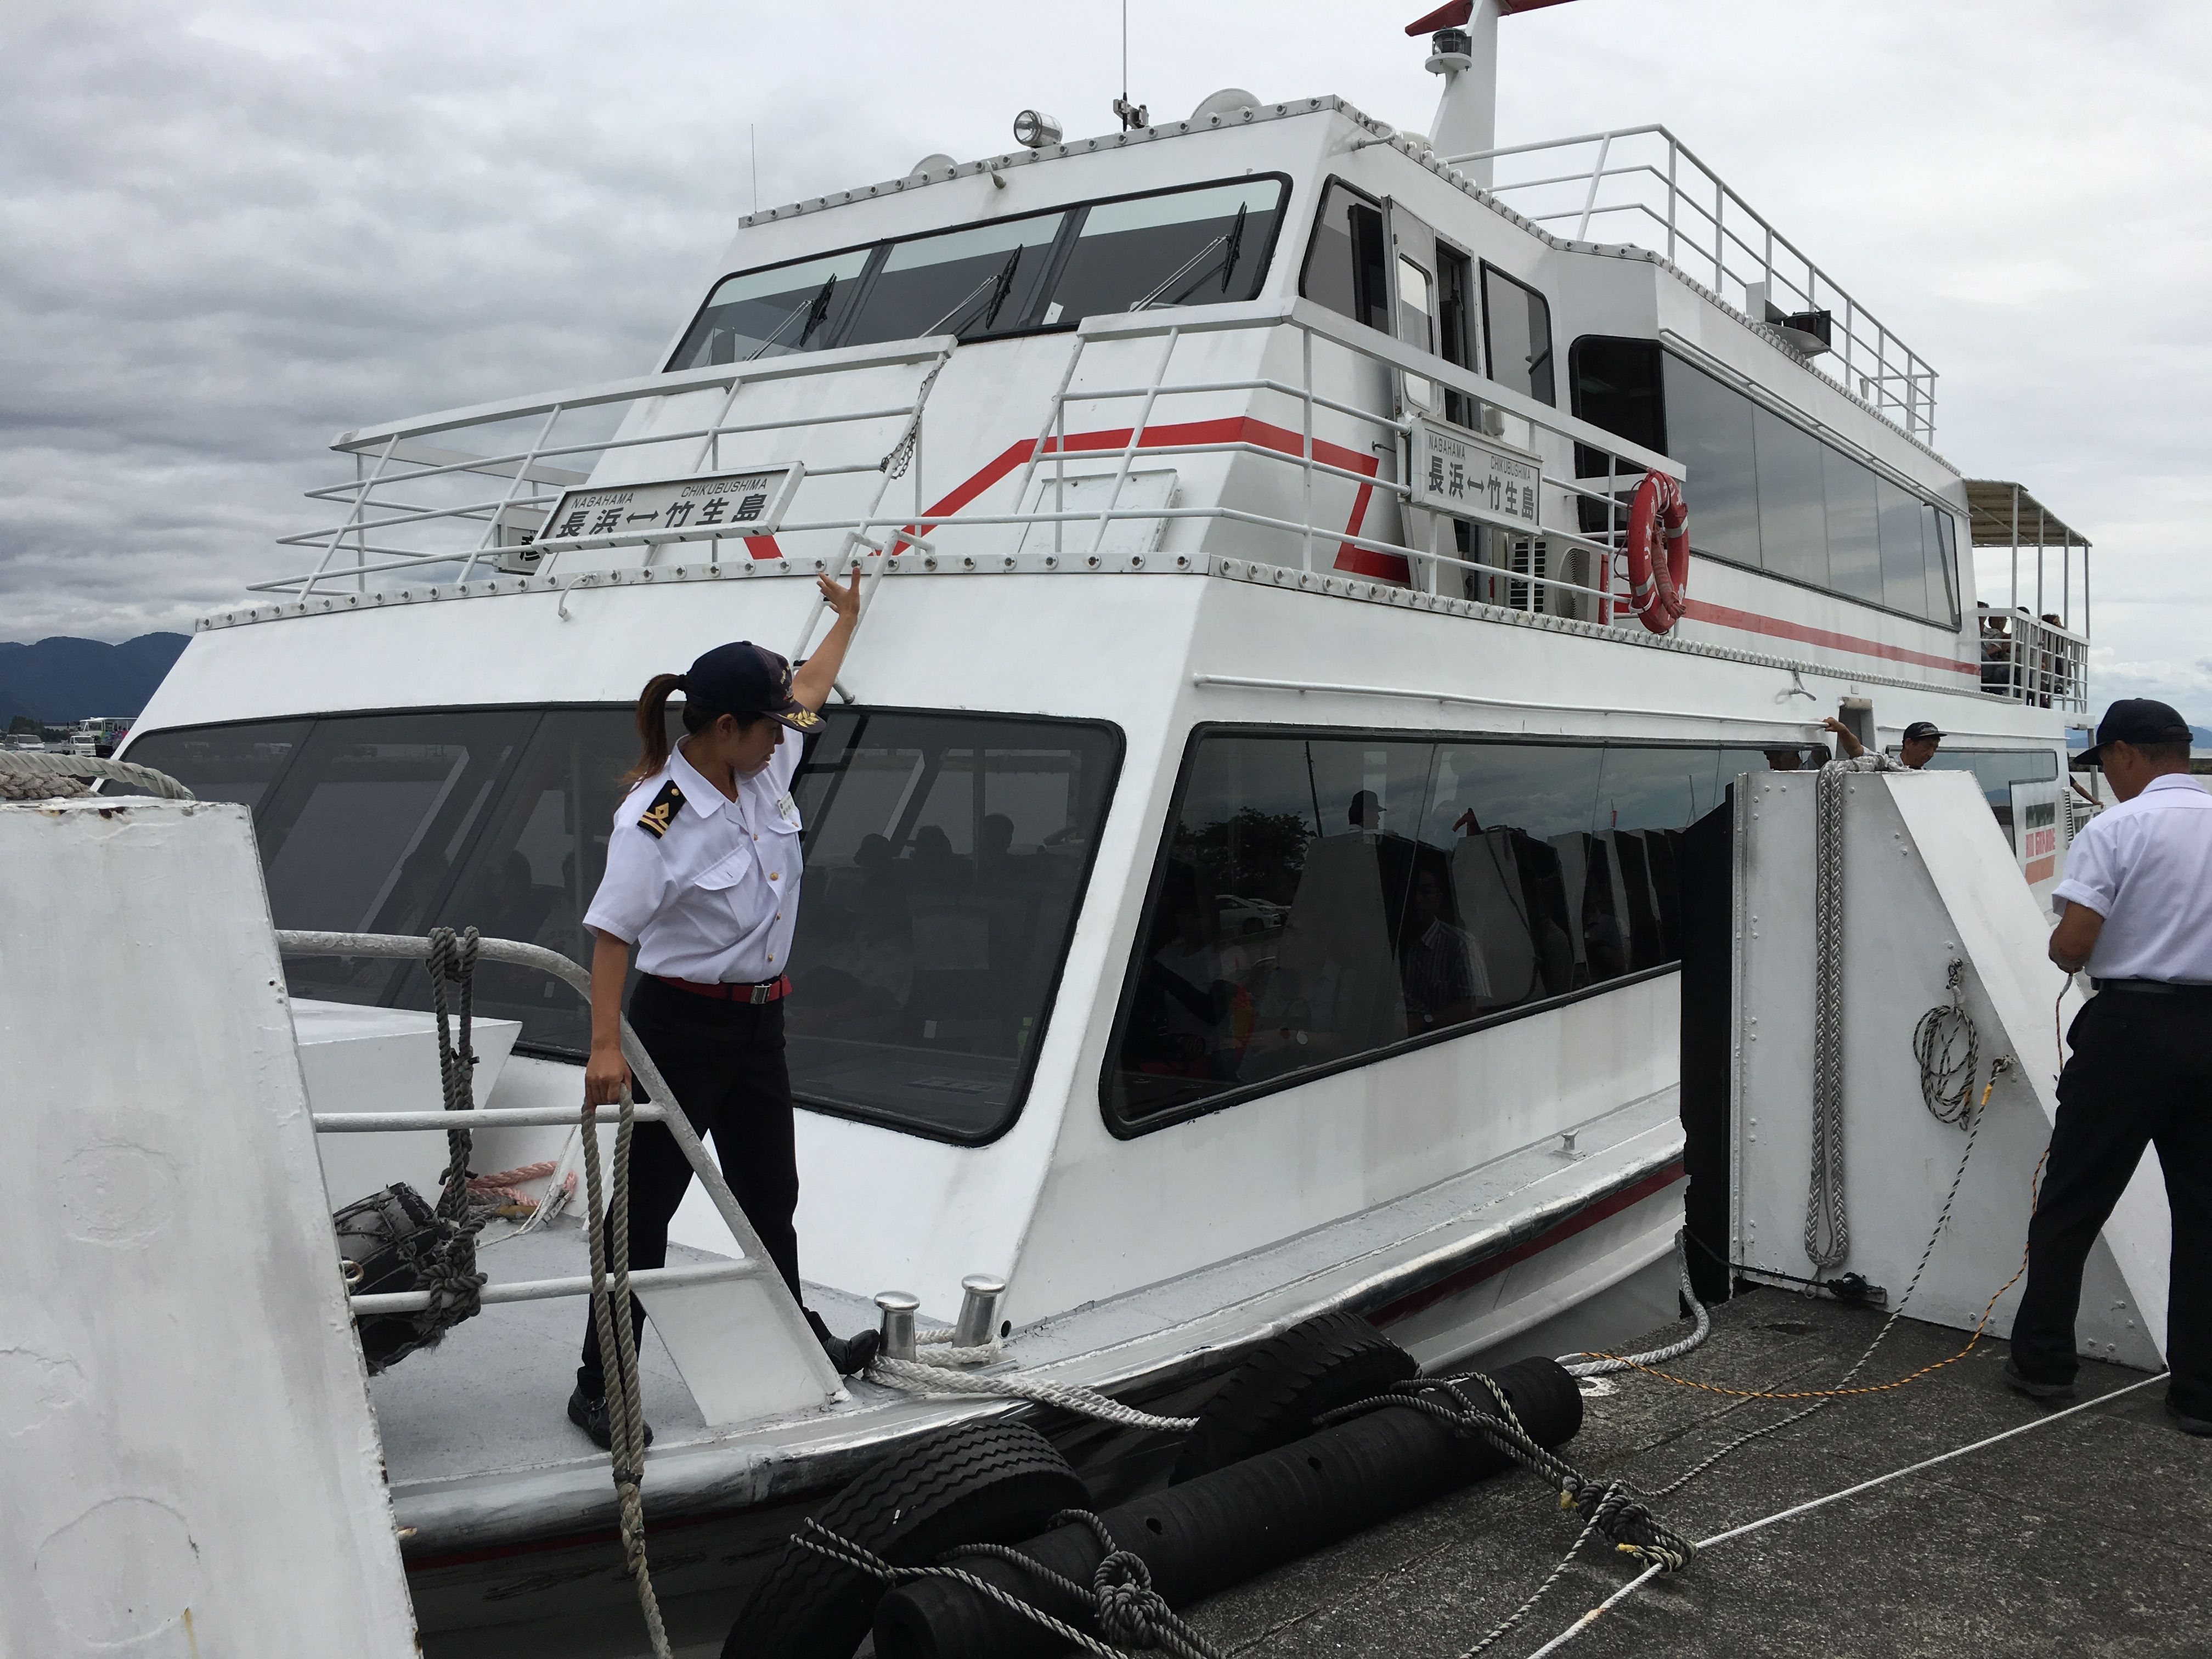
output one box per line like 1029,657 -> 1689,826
2049,772 -> 2212,984
583,736 -> 805,983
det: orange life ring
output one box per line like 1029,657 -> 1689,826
1624,470 -> 1689,633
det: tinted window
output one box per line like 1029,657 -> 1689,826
1049,179 -> 1283,322
133,706 -> 1117,1142
842,212 -> 1068,346
1302,180 -> 1390,332
122,721 -> 307,815
667,177 -> 1288,368
1877,477 -> 1931,618
1482,264 -> 1554,405
1661,353 -> 1760,569
1921,747 -> 2060,843
1436,246 -> 1477,426
668,251 -> 871,369
1753,406 -> 1829,588
1105,731 -> 1779,1130
1821,442 -> 1883,602
1571,336 -> 1666,456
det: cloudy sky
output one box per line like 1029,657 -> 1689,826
4,0 -> 2206,716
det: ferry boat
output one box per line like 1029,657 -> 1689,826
102,2 -> 2097,1651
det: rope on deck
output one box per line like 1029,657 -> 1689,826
865,1347 -> 1200,1434
0,749 -> 194,800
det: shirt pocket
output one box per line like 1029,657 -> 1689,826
755,816 -> 803,898
691,847 -> 768,929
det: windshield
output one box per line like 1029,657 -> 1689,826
666,175 -> 1289,369
125,705 -> 1120,1142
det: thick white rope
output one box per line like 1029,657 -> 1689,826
0,749 -> 194,800
866,1353 -> 1199,1434
1517,1371 -> 2169,1658
1559,1239 -> 1710,1380
1805,760 -> 1850,1269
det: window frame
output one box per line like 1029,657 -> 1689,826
1098,721 -> 1751,1141
1479,261 -> 1556,408
1570,336 -> 1966,633
1297,176 -> 1392,334
122,701 -> 1126,1148
666,172 -> 1295,370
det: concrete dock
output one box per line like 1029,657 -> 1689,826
1180,1290 -> 2203,1658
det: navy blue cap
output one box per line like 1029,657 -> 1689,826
2079,697 -> 2190,765
1901,720 -> 1946,743
681,641 -> 820,733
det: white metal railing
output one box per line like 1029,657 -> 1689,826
264,297 -> 1690,645
1447,126 -> 1939,445
279,928 -> 843,1393
1975,608 -> 2088,713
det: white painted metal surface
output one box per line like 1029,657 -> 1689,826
1731,771 -> 2162,1369
294,997 -> 522,1207
0,799 -> 417,1659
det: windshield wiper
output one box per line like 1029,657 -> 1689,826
924,247 -> 1025,337
1129,207 -> 1250,311
742,275 -> 839,362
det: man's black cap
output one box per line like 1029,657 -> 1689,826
1901,720 -> 1946,743
682,641 -> 821,733
2079,697 -> 2191,765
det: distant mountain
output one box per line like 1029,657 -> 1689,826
0,634 -> 190,726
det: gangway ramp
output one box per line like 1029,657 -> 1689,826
1731,768 -> 2164,1372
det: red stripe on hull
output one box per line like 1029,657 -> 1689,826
1370,1160 -> 1687,1329
1683,597 -> 1973,676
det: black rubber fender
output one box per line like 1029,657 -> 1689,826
1170,1309 -> 1420,1483
721,1417 -> 1089,1659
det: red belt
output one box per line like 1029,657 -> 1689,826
652,973 -> 792,1005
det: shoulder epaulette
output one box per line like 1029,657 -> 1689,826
637,779 -> 684,839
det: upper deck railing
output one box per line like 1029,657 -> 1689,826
1977,607 -> 2087,713
1448,126 -> 1939,446
254,298 -> 1704,656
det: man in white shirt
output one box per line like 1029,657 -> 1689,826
2006,699 -> 2212,1435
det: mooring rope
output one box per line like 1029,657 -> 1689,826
580,1077 -> 670,1659
865,1352 -> 1199,1434
0,749 -> 194,800
416,927 -> 489,1344
1805,760 -> 1851,1270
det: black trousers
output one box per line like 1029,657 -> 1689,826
2011,989 -> 2212,1418
578,975 -> 803,1389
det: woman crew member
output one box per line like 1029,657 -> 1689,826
568,569 -> 873,1448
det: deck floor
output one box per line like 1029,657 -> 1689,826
1168,1288 -> 2204,1659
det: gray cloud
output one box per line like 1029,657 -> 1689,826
4,0 -> 2205,723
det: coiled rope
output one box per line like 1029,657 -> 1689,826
0,749 -> 194,801
1913,959 -> 1981,1124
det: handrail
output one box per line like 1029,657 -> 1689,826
278,928 -> 844,1403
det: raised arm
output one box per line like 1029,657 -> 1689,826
791,567 -> 864,712
1820,716 -> 1866,760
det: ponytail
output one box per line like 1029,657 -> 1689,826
619,673 -> 694,789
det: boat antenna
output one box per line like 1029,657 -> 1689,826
1113,0 -> 1148,131
749,123 -> 759,216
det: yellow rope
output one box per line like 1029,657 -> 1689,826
1579,1077 -> 2051,1403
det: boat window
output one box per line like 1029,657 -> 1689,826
1480,264 -> 1554,407
840,212 -> 1068,347
668,251 -> 872,370
1917,747 -> 2059,844
1048,179 -> 1285,322
1584,342 -> 1960,627
1104,730 -> 1805,1132
667,176 -> 1290,369
119,720 -> 308,815
1397,255 -> 1436,409
125,705 -> 1118,1144
1300,180 -> 1390,333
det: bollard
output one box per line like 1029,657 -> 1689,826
953,1275 -> 1007,1348
874,1290 -> 919,1362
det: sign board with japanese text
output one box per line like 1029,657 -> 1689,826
531,464 -> 804,562
1406,414 -> 1543,532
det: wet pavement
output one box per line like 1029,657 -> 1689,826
1182,1289 -> 2205,1658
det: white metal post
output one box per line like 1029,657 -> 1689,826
1302,328 -> 1316,572
304,433 -> 401,601
456,403 -> 564,585
1087,328 -> 1181,560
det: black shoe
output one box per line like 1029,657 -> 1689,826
806,1308 -> 882,1376
567,1384 -> 654,1451
2165,1400 -> 2212,1437
2002,1358 -> 2074,1401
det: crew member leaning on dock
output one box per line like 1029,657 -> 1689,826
2009,698 -> 2212,1436
567,569 -> 878,1450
